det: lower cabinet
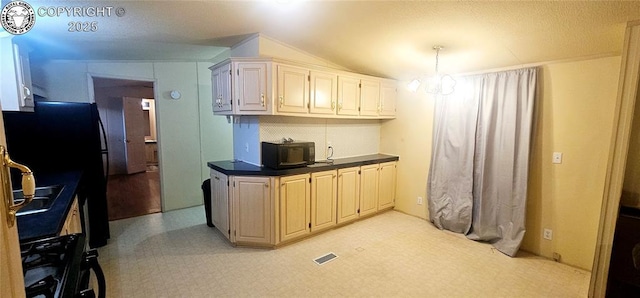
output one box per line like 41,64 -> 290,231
378,162 -> 397,210
210,169 -> 230,240
209,161 -> 396,247
232,176 -> 275,246
310,170 -> 337,233
359,164 -> 380,217
279,170 -> 337,243
279,174 -> 311,242
60,196 -> 81,236
337,167 -> 360,224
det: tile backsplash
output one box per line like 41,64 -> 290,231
259,116 -> 381,161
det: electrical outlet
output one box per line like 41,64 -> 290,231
543,228 -> 553,240
552,152 -> 563,164
417,197 -> 423,205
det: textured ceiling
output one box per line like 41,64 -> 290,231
16,0 -> 640,80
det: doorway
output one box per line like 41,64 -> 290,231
92,77 -> 162,221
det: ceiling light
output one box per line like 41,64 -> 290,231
425,46 -> 455,95
407,45 -> 456,95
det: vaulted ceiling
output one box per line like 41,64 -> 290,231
18,0 -> 640,80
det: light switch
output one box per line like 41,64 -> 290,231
552,152 -> 563,164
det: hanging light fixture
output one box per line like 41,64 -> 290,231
408,45 -> 456,95
425,46 -> 455,95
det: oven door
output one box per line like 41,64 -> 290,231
78,249 -> 106,298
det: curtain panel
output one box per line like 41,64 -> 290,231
427,67 -> 537,256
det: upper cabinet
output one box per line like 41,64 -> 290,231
210,58 -> 396,119
1,39 -> 34,112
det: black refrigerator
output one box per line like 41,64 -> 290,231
3,101 -> 110,248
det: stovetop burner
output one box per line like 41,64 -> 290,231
20,234 -> 83,298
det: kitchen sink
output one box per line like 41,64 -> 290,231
12,185 -> 64,216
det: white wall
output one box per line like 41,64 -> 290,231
31,60 -> 234,211
233,116 -> 261,165
259,116 -> 380,161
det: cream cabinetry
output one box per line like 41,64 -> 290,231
209,159 -> 396,248
309,70 -> 338,115
379,80 -> 397,116
1,38 -> 34,112
236,62 -> 271,113
211,62 -> 232,113
232,176 -> 275,246
310,170 -> 337,232
279,174 -> 311,242
336,75 -> 361,116
359,79 -> 381,116
210,58 -> 395,118
210,169 -> 230,240
359,164 -> 380,217
377,162 -> 397,210
279,170 -> 337,243
337,167 -> 360,224
60,196 -> 82,236
276,65 -> 310,114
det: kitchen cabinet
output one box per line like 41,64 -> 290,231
337,75 -> 361,116
377,162 -> 397,210
276,64 -> 309,114
145,142 -> 158,165
310,170 -> 337,233
359,79 -> 381,116
1,38 -> 34,112
232,176 -> 274,246
337,167 -> 361,224
60,196 -> 82,236
379,80 -> 397,117
211,62 -> 232,113
279,174 -> 311,242
236,61 -> 270,113
210,169 -> 230,240
210,58 -> 395,119
309,70 -> 338,115
359,164 -> 380,217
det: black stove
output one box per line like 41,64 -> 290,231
20,234 -> 104,298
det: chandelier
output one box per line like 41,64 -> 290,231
408,45 -> 456,95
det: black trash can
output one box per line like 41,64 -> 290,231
201,179 -> 214,227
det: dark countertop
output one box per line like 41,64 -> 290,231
16,171 -> 82,242
207,154 -> 399,176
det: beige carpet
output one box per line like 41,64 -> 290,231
98,207 -> 590,297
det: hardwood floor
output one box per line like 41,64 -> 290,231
106,168 -> 161,221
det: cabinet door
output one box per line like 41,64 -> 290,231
60,197 -> 81,235
277,65 -> 309,114
311,170 -> 337,233
232,176 -> 273,245
379,81 -> 396,117
309,70 -> 337,115
211,170 -> 230,240
359,164 -> 379,217
359,79 -> 381,116
236,62 -> 269,112
337,167 -> 360,224
279,174 -> 311,242
337,75 -> 360,116
377,162 -> 397,210
212,63 -> 233,113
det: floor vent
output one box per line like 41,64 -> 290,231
314,252 -> 338,265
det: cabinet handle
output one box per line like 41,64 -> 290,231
264,183 -> 269,188
331,101 -> 335,111
214,176 -> 220,180
338,102 -> 343,111
279,96 -> 284,108
261,93 -> 265,107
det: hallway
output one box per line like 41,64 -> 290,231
106,167 -> 161,221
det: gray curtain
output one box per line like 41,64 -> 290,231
427,67 -> 537,256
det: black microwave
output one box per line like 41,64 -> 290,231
261,141 -> 315,169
